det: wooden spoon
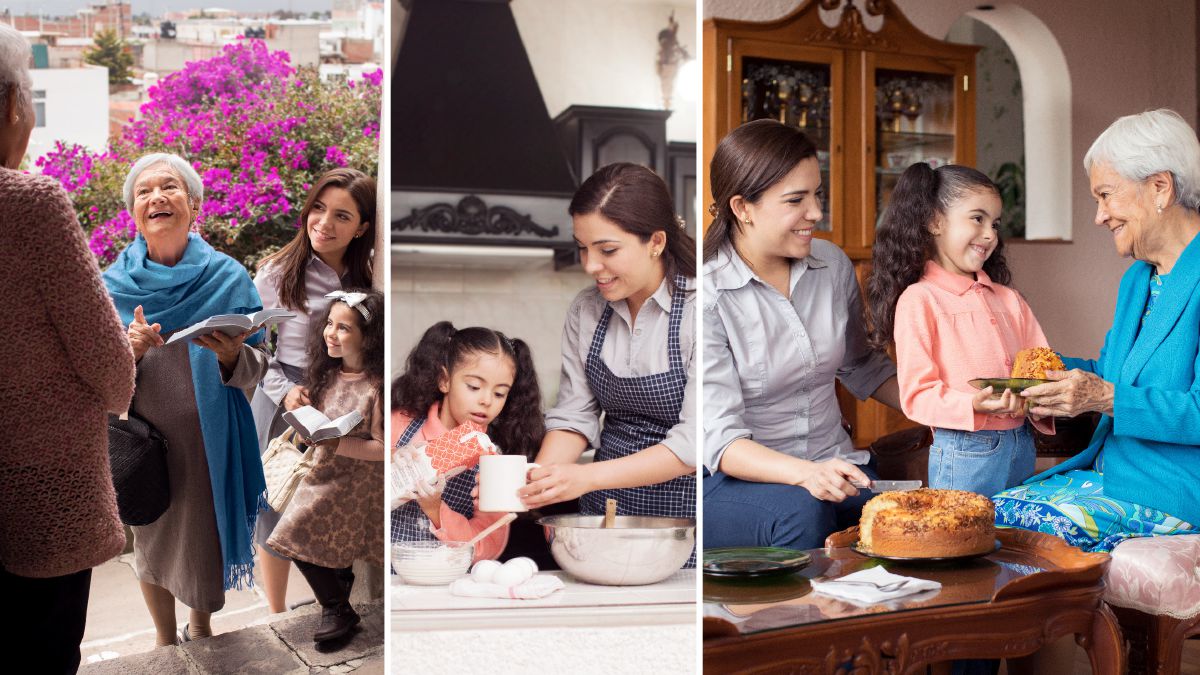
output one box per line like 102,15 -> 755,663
463,512 -> 517,549
604,498 -> 617,528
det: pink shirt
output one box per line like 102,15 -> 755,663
894,261 -> 1054,434
392,404 -> 509,562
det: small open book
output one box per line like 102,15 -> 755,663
282,405 -> 364,442
165,309 -> 295,345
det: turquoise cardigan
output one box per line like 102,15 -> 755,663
1027,233 -> 1200,526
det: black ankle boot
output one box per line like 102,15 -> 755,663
295,561 -> 361,643
313,602 -> 361,642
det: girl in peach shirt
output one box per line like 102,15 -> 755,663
867,163 -> 1052,496
390,322 -> 544,561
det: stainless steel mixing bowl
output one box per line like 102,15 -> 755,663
538,515 -> 695,586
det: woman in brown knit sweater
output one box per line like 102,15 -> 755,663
0,25 -> 136,674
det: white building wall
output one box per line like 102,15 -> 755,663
266,24 -> 324,67
27,65 -> 109,164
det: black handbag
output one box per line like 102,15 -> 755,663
107,410 -> 170,526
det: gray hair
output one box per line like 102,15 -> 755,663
122,153 -> 205,212
1084,109 -> 1200,211
0,24 -> 32,115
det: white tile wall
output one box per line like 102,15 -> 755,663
392,260 -> 594,406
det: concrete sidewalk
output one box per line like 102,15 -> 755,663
78,601 -> 383,674
78,554 -> 383,673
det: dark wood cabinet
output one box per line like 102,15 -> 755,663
705,0 -> 979,447
554,104 -> 698,235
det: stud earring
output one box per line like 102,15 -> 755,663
1157,202 -> 1164,214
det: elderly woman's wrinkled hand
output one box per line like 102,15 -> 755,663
128,305 -> 164,361
193,329 -> 252,371
1021,369 -> 1115,417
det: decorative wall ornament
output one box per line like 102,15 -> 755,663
656,11 -> 691,110
393,195 -> 560,239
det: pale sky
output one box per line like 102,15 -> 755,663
8,1 -> 332,17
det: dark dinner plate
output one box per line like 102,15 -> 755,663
702,547 -> 812,578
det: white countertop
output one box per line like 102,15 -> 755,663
391,570 -> 697,630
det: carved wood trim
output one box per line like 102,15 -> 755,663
802,2 -> 893,49
392,195 -> 560,239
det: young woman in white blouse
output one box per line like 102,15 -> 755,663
250,168 -> 376,614
703,120 -> 901,549
519,163 -> 697,549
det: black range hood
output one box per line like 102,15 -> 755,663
392,0 -> 576,197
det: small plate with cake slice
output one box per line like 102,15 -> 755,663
971,347 -> 1065,395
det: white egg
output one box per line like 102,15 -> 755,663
507,557 -> 538,576
470,559 -> 500,583
491,564 -> 527,587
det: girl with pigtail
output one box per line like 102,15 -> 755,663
390,322 -> 544,561
867,162 -> 1053,497
267,288 -> 386,645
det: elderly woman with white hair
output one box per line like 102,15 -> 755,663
995,109 -> 1200,551
101,152 -> 269,645
0,24 -> 135,673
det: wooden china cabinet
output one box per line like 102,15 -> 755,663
704,0 -> 979,447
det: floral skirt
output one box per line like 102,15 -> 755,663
993,469 -> 1200,552
267,446 -> 383,568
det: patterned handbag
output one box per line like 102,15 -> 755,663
107,410 -> 170,526
262,428 -> 316,511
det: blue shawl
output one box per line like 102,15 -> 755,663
103,233 -> 267,590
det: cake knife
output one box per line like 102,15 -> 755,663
852,480 -> 923,492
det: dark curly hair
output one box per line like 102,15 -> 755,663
305,288 -> 385,410
866,163 -> 1011,352
391,321 -> 544,459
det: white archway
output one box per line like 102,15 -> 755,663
962,5 -> 1072,240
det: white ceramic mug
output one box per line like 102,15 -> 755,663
478,455 -> 540,512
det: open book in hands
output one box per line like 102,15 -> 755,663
281,405 -> 364,442
165,309 -> 295,345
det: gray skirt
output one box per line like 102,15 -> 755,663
251,361 -> 305,557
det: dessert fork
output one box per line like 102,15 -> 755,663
825,578 -> 911,592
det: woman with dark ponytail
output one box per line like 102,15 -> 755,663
703,119 -> 899,550
519,163 -> 697,564
390,322 -> 543,561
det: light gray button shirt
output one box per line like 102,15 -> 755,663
545,277 -> 697,467
703,240 -> 895,472
253,255 -> 343,404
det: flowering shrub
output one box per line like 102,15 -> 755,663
37,39 -> 381,268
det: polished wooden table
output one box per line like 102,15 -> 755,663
703,529 -> 1124,674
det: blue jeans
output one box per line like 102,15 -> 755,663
929,425 -> 1035,496
703,460 -> 880,550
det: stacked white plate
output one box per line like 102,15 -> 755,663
392,541 -> 472,585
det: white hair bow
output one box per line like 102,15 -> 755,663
325,291 -> 372,322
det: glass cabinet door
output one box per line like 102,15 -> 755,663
728,43 -> 843,243
740,56 -> 834,233
873,68 -> 956,230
